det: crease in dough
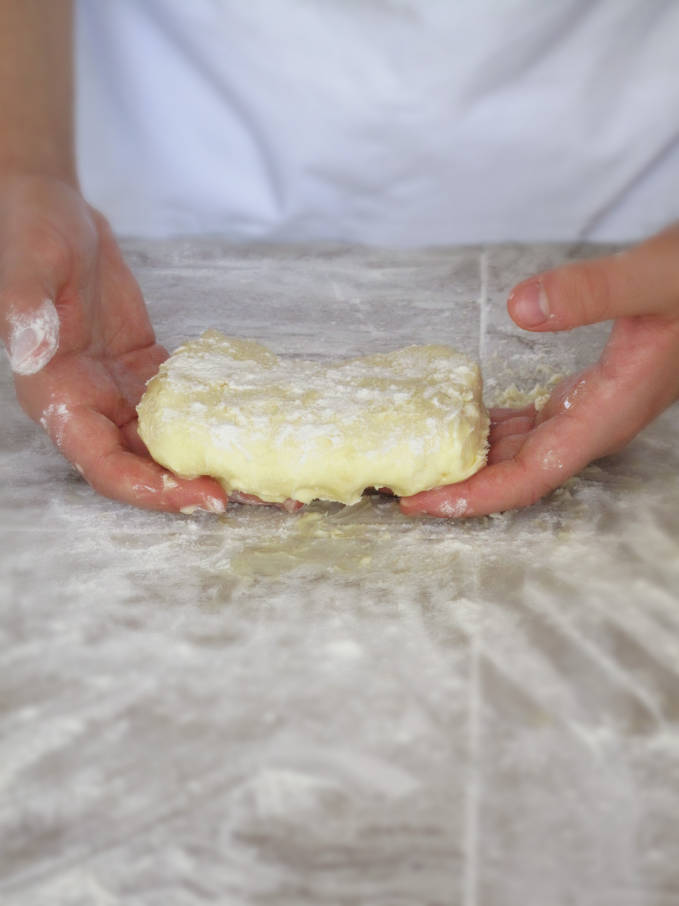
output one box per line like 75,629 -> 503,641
137,331 -> 489,505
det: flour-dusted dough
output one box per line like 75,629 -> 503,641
137,331 -> 489,505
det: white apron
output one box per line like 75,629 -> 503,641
76,0 -> 679,243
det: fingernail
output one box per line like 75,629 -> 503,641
8,299 -> 60,375
512,280 -> 550,326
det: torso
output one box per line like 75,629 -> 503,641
76,0 -> 679,242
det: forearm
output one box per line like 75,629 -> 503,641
0,0 -> 76,185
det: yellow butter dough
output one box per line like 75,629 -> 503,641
137,331 -> 489,505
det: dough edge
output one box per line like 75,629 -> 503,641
137,332 -> 489,505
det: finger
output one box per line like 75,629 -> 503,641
400,415 -> 579,519
507,223 -> 679,331
0,289 -> 61,376
486,432 -> 529,465
110,342 -> 168,407
403,365 -> 613,518
534,372 -> 589,425
488,414 -> 535,444
489,405 -> 536,424
403,359 -> 634,519
45,404 -> 227,513
120,418 -> 150,457
94,216 -> 159,357
0,227 -> 74,374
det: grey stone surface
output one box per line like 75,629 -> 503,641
1,240 -> 678,906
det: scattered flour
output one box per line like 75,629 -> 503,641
489,371 -> 564,412
40,402 -> 72,450
161,474 -> 179,491
437,498 -> 468,518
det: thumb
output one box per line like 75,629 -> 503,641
508,223 -> 679,332
1,289 -> 60,376
0,259 -> 63,375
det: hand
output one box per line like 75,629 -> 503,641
1,173 -> 228,512
401,224 -> 679,518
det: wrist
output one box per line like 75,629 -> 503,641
0,161 -> 79,195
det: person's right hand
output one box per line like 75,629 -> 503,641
0,173 -> 228,513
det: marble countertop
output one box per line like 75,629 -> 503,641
1,240 -> 678,906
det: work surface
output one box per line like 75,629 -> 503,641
2,240 -> 679,906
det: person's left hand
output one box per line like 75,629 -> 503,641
401,224 -> 679,519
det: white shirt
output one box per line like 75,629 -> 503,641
76,0 -> 679,244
